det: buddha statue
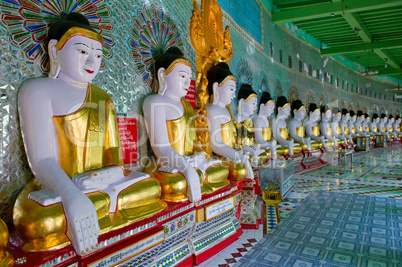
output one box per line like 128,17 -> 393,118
205,62 -> 252,180
329,107 -> 348,146
354,111 -> 370,136
143,47 -> 230,203
386,115 -> 396,139
378,113 -> 389,137
319,105 -> 340,146
272,96 -> 300,155
362,113 -> 375,143
253,92 -> 282,160
287,99 -> 311,152
14,13 -> 167,256
304,103 -> 335,149
235,84 -> 271,166
393,115 -> 402,137
370,114 -> 380,134
348,110 -> 360,137
339,109 -> 354,144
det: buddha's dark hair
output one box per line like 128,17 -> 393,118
275,96 -> 289,115
320,105 -> 330,114
291,100 -> 304,116
237,84 -> 257,105
332,107 -> 340,114
372,113 -> 379,120
349,110 -> 356,117
308,103 -> 318,114
396,115 -> 400,120
357,110 -> 364,117
154,46 -> 186,81
207,62 -> 234,97
380,113 -> 386,119
258,91 -> 273,113
48,13 -> 97,43
364,113 -> 369,118
342,108 -> 349,116
389,114 -> 394,120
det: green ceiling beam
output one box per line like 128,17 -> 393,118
321,39 -> 402,55
373,68 -> 402,76
272,0 -> 402,24
374,49 -> 400,69
342,13 -> 372,42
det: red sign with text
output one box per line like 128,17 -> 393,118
117,117 -> 138,164
185,79 -> 196,108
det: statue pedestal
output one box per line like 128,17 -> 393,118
302,148 -> 325,169
7,185 -> 242,267
239,168 -> 263,229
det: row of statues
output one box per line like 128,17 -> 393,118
1,12 -> 401,263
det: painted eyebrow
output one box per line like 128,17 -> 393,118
74,43 -> 89,48
96,48 -> 102,51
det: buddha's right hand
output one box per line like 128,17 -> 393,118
72,166 -> 124,190
184,168 -> 202,202
61,191 -> 100,256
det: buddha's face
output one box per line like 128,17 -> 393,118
216,79 -> 236,105
243,96 -> 258,116
294,107 -> 306,120
261,101 -> 275,117
375,118 -> 380,123
278,104 -> 291,118
309,109 -> 320,121
350,115 -> 357,123
333,113 -> 341,122
57,35 -> 103,83
164,63 -> 192,98
342,114 -> 350,122
397,118 -> 401,124
364,117 -> 370,123
357,116 -> 364,123
382,117 -> 388,124
323,110 -> 332,121
389,118 -> 395,124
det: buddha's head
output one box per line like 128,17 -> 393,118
291,100 -> 306,120
380,113 -> 388,124
364,113 -> 370,124
372,113 -> 380,123
258,91 -> 275,117
237,84 -> 258,116
349,110 -> 357,123
332,107 -> 341,122
275,96 -> 291,119
207,62 -> 236,106
308,103 -> 320,122
153,46 -> 192,98
341,109 -> 350,122
356,111 -> 365,123
388,114 -> 395,124
320,105 -> 332,122
47,13 -> 103,83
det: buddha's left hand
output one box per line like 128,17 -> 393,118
72,166 -> 125,190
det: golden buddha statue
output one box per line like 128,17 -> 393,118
143,47 -> 230,203
287,99 -> 312,153
13,13 -> 166,256
304,103 -> 334,149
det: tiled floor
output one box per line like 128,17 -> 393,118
195,145 -> 402,267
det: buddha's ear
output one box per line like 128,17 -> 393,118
212,82 -> 219,104
157,68 -> 166,95
48,39 -> 60,79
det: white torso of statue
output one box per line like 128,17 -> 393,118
355,116 -> 368,136
378,117 -> 388,136
394,118 -> 402,134
370,118 -> 379,133
304,109 -> 326,147
387,118 -> 395,133
272,104 -> 297,155
349,116 -> 359,137
320,110 -> 338,143
330,112 -> 347,143
205,79 -> 254,178
362,117 -> 372,134
287,106 -> 311,150
18,35 -> 147,255
253,101 -> 280,160
339,114 -> 353,142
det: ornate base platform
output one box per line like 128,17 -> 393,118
7,185 -> 242,267
239,169 -> 263,229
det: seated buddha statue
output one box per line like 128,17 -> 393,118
354,111 -> 370,137
386,115 -> 396,139
339,109 -> 354,144
14,13 -> 167,255
329,107 -> 348,146
143,47 -> 230,203
272,96 -> 300,156
287,99 -> 311,152
304,103 -> 334,149
319,105 -> 340,146
348,110 -> 360,137
370,113 -> 380,134
378,113 -> 390,138
235,84 -> 271,166
205,62 -> 252,180
393,115 -> 402,137
253,92 -> 283,160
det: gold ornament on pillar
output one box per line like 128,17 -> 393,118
190,0 -> 233,157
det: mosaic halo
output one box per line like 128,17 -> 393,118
127,5 -> 184,90
0,0 -> 114,73
235,58 -> 253,90
259,72 -> 270,97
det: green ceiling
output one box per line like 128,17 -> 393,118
269,0 -> 402,83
